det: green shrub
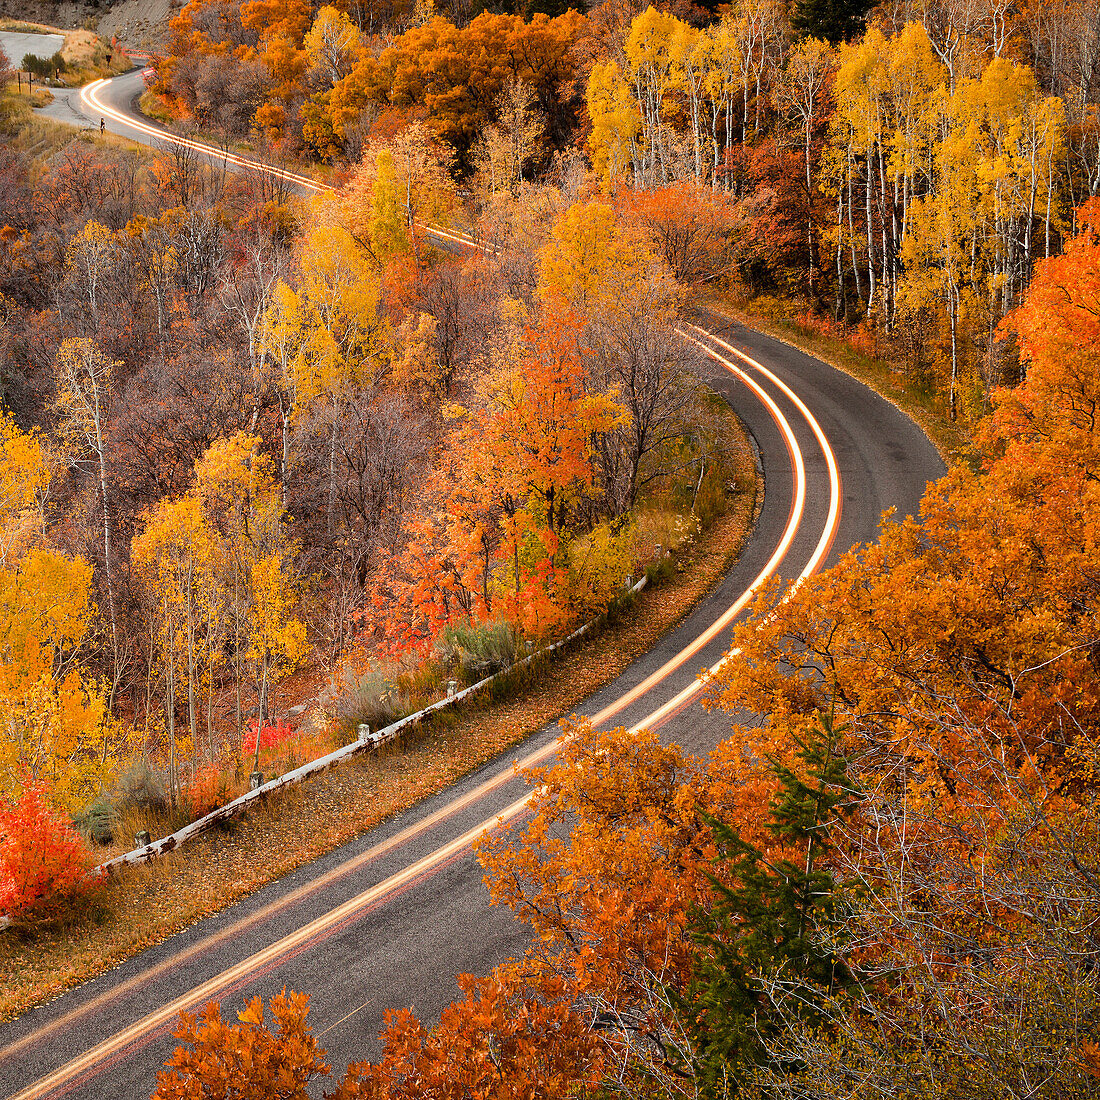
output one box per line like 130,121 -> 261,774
329,663 -> 411,740
111,760 -> 169,817
72,797 -> 118,845
22,51 -> 65,79
693,461 -> 729,527
645,554 -> 676,586
437,620 -> 517,683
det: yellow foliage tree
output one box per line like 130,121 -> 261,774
246,554 -> 307,772
586,61 -> 641,190
0,415 -> 51,566
192,434 -> 298,751
0,415 -> 113,808
367,149 -> 408,263
132,495 -> 218,802
303,5 -> 361,89
538,201 -> 658,316
261,208 -> 390,536
337,123 -> 456,258
133,434 -> 303,778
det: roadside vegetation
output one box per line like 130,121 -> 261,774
0,24 -> 752,949
0,20 -> 129,86
0,458 -> 755,1020
0,0 -> 1098,1093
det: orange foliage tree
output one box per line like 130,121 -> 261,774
622,182 -> 736,285
152,989 -> 329,1100
331,973 -> 602,1100
697,198 -> 1100,1093
328,11 -> 587,166
363,313 -> 625,654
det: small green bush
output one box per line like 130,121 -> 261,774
112,760 -> 169,817
437,620 -> 517,683
73,797 -> 118,845
22,51 -> 65,79
330,663 -> 411,740
645,555 -> 676,586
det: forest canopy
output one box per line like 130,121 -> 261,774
0,0 -> 1098,1089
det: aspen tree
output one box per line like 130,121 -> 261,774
0,416 -> 111,806
53,338 -> 120,701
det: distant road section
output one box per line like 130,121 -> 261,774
0,31 -> 65,63
0,70 -> 948,1100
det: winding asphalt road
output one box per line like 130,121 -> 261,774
0,72 -> 946,1100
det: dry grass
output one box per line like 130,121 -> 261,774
137,87 -> 175,126
59,30 -> 102,69
0,416 -> 757,1023
0,19 -> 67,33
0,22 -> 130,82
2,97 -> 146,159
58,30 -> 132,85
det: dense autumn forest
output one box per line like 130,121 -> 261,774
0,0 -> 1097,1090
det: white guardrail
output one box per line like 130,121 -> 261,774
93,575 -> 649,875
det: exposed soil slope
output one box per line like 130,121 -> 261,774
0,0 -> 171,50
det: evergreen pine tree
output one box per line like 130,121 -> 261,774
670,713 -> 856,1095
790,0 -> 872,44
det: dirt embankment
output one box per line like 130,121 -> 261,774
97,0 -> 173,51
0,0 -> 172,51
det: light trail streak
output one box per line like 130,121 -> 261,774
586,331 -> 808,727
7,799 -> 531,1100
619,329 -> 842,732
81,79 -> 326,193
5,76 -> 843,1100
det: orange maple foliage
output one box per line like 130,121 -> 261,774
1080,1040 -> 1100,1077
331,973 -> 602,1100
621,182 -> 736,285
705,199 -> 1100,1023
153,988 -> 329,1100
992,196 -> 1100,473
362,312 -> 625,654
476,718 -> 796,1035
330,12 -> 587,164
240,0 -> 312,43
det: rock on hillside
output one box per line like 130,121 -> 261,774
0,0 -> 173,50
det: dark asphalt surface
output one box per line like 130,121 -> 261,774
2,75 -> 946,1100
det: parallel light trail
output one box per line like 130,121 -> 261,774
5,76 -> 843,1100
7,809 -> 522,1100
625,327 -> 843,730
5,322 -> 841,1100
82,79 -> 326,193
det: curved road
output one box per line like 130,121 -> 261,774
1,73 -> 945,1100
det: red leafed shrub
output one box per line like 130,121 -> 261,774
187,764 -> 244,819
242,717 -> 295,755
0,784 -> 96,926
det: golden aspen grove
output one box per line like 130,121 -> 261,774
0,0 -> 1096,1093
